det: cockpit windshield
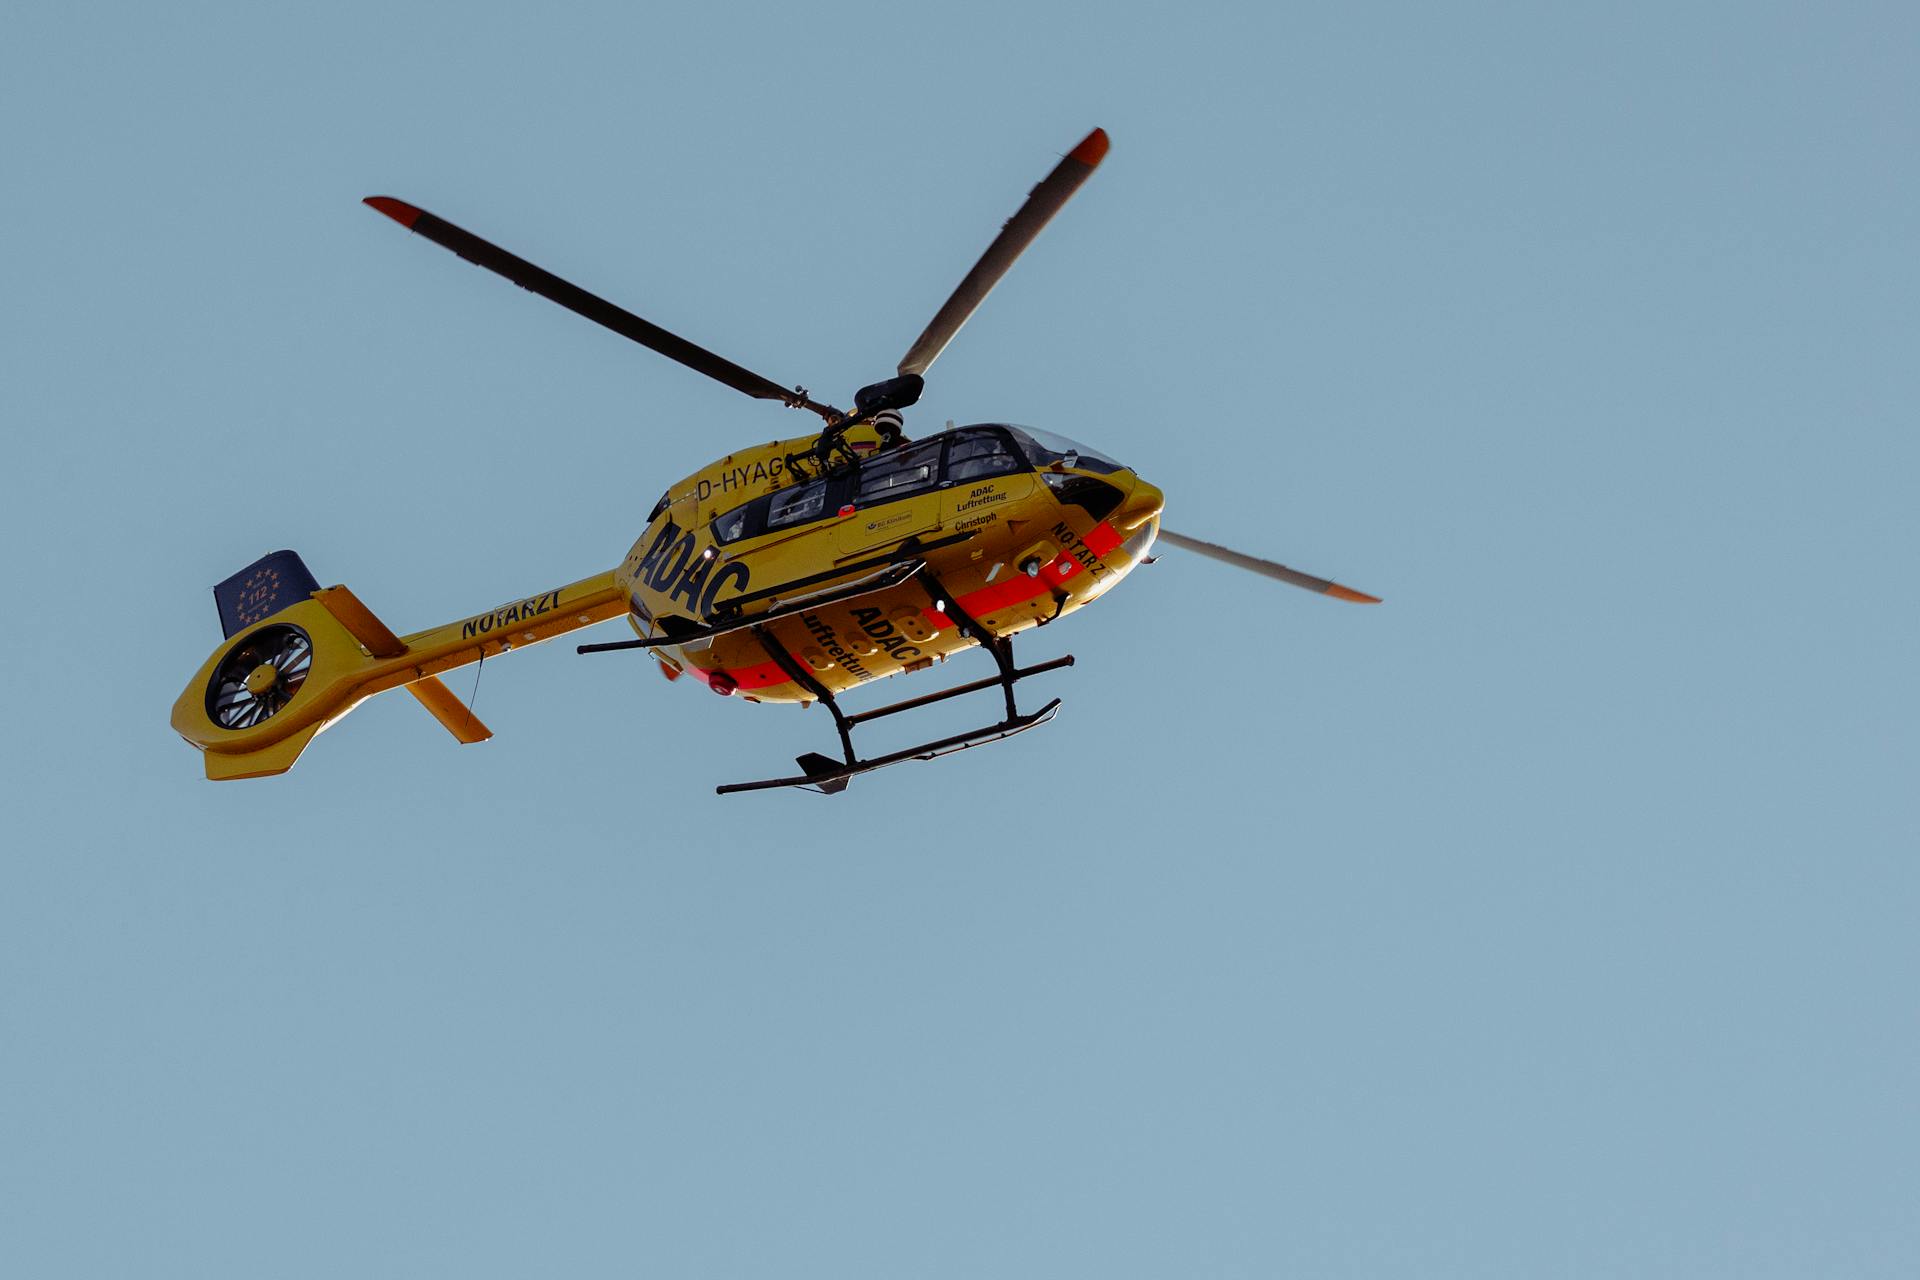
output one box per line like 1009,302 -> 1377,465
998,425 -> 1126,474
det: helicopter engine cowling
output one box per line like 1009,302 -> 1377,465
852,373 -> 923,416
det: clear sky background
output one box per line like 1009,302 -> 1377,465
3,2 -> 1916,1276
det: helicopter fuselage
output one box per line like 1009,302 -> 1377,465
621,422 -> 1164,705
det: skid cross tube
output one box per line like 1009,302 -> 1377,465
843,655 -> 1075,728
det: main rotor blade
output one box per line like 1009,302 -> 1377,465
1158,529 -> 1381,603
363,196 -> 841,422
897,128 -> 1110,378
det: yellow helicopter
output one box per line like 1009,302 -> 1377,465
170,128 -> 1378,794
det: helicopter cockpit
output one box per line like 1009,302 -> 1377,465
994,424 -> 1135,524
706,424 -> 1134,546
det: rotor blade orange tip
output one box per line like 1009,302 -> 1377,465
1070,128 -> 1110,167
1326,584 -> 1383,604
363,195 -> 422,228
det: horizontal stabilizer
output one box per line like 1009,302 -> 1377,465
314,585 -> 408,657
314,584 -> 490,743
406,676 -> 492,745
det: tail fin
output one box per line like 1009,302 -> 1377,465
213,550 -> 323,639
173,550 -> 625,779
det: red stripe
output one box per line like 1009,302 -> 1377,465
947,520 -> 1120,619
686,657 -> 791,691
955,571 -> 1051,616
1085,522 -> 1122,556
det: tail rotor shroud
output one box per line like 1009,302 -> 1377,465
205,624 -> 314,730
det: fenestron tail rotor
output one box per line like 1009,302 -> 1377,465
363,196 -> 842,422
1157,529 -> 1381,603
205,624 -> 315,730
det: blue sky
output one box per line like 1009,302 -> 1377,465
4,2 -> 1916,1276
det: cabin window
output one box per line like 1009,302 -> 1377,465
945,431 -> 1021,482
855,439 -> 942,504
767,477 -> 827,529
712,504 -> 752,544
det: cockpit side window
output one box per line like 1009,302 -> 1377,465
946,430 -> 1022,482
766,477 -> 828,529
712,503 -> 753,544
855,439 -> 942,504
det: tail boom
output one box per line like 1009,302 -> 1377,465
174,567 -> 626,779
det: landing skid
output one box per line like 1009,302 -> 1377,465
719,697 -> 1062,796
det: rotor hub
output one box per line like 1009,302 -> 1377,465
244,663 -> 280,696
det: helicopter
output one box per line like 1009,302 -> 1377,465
170,127 -> 1378,794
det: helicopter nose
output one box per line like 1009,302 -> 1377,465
1113,473 -> 1165,534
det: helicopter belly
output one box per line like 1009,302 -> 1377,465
669,582 -> 973,703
